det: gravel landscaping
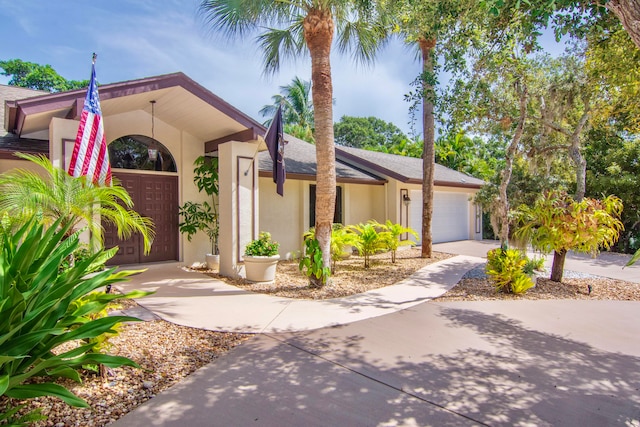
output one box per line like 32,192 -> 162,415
3,250 -> 639,426
210,248 -> 454,299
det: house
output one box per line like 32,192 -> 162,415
258,137 -> 484,257
1,72 -> 483,276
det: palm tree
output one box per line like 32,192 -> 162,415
0,153 -> 154,253
199,0 -> 386,285
260,76 -> 314,130
383,0 -> 471,258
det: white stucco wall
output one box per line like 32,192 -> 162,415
343,183 -> 386,225
259,176 -> 305,259
259,178 -> 389,258
0,158 -> 45,175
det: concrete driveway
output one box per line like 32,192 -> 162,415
112,241 -> 640,426
434,240 -> 640,283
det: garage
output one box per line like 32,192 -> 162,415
410,190 -> 470,244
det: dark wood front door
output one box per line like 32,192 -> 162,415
105,172 -> 179,265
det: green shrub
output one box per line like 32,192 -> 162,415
59,244 -> 106,274
0,216 -> 148,415
303,224 -> 359,272
244,231 -> 279,256
523,256 -> 545,275
486,248 -> 534,294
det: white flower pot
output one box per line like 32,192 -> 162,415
206,254 -> 220,271
244,255 -> 280,282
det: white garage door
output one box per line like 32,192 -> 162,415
410,190 -> 470,244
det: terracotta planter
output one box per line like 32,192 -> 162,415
206,254 -> 220,271
244,255 -> 280,282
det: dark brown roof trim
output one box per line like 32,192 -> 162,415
335,147 -> 410,183
258,170 -> 387,185
405,177 -> 482,189
205,128 -> 260,153
8,72 -> 267,136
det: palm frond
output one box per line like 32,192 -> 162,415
258,20 -> 306,74
336,17 -> 388,66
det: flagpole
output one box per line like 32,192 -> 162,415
243,109 -> 279,176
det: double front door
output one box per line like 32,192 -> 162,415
104,172 -> 179,265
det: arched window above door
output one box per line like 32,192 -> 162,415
109,135 -> 177,172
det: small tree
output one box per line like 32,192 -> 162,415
179,156 -> 219,255
515,191 -> 623,282
348,222 -> 389,269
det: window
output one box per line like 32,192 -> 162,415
109,135 -> 177,172
309,185 -> 343,227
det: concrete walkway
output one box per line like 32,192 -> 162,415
111,241 -> 640,426
116,254 -> 484,333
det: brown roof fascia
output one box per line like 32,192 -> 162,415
66,98 -> 82,120
8,72 -> 267,135
335,147 -> 410,183
258,170 -> 387,185
404,177 -> 482,189
205,128 -> 259,152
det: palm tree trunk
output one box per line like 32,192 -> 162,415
305,8 -> 335,285
419,37 -> 436,259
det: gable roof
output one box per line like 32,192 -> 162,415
258,135 -> 386,185
335,145 -> 485,189
0,85 -> 50,158
1,85 -> 47,137
3,73 -> 266,145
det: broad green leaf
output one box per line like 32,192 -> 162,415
5,383 -> 89,408
0,373 -> 9,395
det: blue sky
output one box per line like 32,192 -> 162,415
0,0 -> 565,136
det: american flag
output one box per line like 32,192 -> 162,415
67,55 -> 112,186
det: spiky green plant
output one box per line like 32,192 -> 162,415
0,215 -> 148,413
486,248 -> 534,294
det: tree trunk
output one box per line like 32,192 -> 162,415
497,80 -> 529,247
606,0 -> 640,50
419,37 -> 436,258
570,107 -> 590,201
569,140 -> 586,201
304,8 -> 335,283
550,249 -> 567,282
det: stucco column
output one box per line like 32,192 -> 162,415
219,140 -> 261,277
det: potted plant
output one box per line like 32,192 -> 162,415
179,156 -> 220,269
243,231 -> 280,282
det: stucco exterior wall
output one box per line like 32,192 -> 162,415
0,158 -> 45,175
259,176 -> 305,259
343,183 -> 386,225
259,179 -> 389,258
